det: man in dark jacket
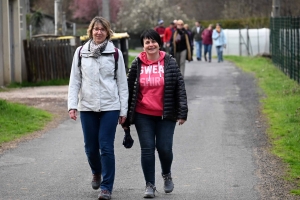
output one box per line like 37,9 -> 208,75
170,19 -> 192,78
191,21 -> 204,61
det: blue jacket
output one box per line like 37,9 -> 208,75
212,29 -> 226,46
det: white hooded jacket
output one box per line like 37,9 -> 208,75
68,40 -> 128,116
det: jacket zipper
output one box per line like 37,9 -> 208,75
162,55 -> 170,120
130,58 -> 140,123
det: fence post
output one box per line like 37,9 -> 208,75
239,29 -> 241,56
272,0 -> 280,17
73,23 -> 76,36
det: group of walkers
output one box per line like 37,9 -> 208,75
153,19 -> 227,77
68,16 -> 187,200
67,16 -> 226,200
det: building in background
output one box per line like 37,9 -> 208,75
0,0 -> 29,86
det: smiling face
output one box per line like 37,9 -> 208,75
143,38 -> 160,56
92,22 -> 108,44
177,20 -> 184,30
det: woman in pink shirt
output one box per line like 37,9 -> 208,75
123,29 -> 188,198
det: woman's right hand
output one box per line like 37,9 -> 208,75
69,109 -> 77,121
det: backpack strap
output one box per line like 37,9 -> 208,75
113,47 -> 119,80
78,46 -> 119,80
77,45 -> 84,77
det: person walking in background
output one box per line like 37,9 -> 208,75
202,24 -> 213,62
191,21 -> 204,61
154,19 -> 165,50
122,29 -> 188,198
163,22 -> 175,54
68,16 -> 128,200
184,23 -> 194,61
212,23 -> 226,63
168,20 -> 177,55
170,19 -> 192,77
172,19 -> 177,31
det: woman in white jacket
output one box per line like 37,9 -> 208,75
68,16 -> 128,200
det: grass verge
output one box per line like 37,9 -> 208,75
129,49 -> 141,53
0,99 -> 52,145
128,55 -> 135,67
7,79 -> 69,88
226,55 -> 300,195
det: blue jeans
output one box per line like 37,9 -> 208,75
216,45 -> 224,62
203,44 -> 212,61
80,110 -> 119,192
195,40 -> 202,59
134,112 -> 176,185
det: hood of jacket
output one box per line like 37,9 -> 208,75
138,51 -> 166,65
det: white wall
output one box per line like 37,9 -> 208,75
207,28 -> 270,56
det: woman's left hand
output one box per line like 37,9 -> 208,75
119,116 -> 127,124
177,119 -> 186,125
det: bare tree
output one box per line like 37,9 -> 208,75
115,0 -> 189,33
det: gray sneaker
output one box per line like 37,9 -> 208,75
162,173 -> 174,193
144,182 -> 156,198
98,189 -> 111,200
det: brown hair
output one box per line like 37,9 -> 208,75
87,16 -> 114,40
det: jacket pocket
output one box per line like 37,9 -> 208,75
80,53 -> 93,74
99,55 -> 115,78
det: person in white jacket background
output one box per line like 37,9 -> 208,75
212,23 -> 227,63
68,16 -> 128,200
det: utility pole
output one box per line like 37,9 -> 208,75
54,0 -> 62,35
102,0 -> 110,21
272,0 -> 280,17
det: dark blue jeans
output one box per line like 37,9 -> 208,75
195,40 -> 203,59
134,112 -> 176,185
80,110 -> 119,192
203,44 -> 212,61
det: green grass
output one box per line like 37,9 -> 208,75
7,79 -> 69,88
128,55 -> 135,67
129,49 -> 141,53
226,55 -> 300,194
0,99 -> 52,144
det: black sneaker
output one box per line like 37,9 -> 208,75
162,173 -> 174,193
92,174 -> 101,190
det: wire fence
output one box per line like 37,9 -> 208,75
270,17 -> 300,83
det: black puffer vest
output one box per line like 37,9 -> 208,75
124,54 -> 188,126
